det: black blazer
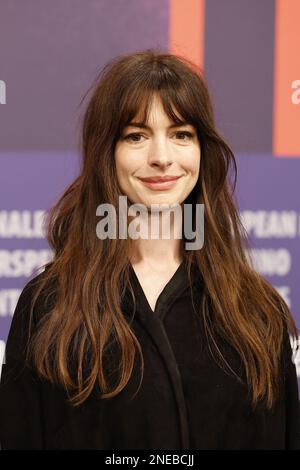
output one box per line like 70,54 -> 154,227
0,261 -> 299,450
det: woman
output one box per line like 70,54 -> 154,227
0,49 -> 299,450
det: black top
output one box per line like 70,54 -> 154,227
0,260 -> 299,450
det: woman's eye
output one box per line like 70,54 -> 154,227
124,133 -> 144,143
175,131 -> 194,141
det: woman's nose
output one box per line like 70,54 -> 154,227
147,138 -> 174,167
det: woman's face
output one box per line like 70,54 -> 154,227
115,94 -> 201,208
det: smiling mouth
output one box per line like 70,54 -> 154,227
137,176 -> 183,191
138,176 -> 182,183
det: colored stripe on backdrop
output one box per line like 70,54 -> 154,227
168,0 -> 205,70
273,0 -> 300,157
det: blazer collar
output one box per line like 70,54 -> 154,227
122,259 -> 203,320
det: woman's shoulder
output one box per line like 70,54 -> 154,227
4,263 -> 56,363
17,262 -> 56,318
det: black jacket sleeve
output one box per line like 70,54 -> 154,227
0,275 -> 46,449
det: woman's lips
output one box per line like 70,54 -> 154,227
138,176 -> 182,191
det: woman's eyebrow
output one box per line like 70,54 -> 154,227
124,121 -> 192,130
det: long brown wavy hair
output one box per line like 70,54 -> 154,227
25,48 -> 298,410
